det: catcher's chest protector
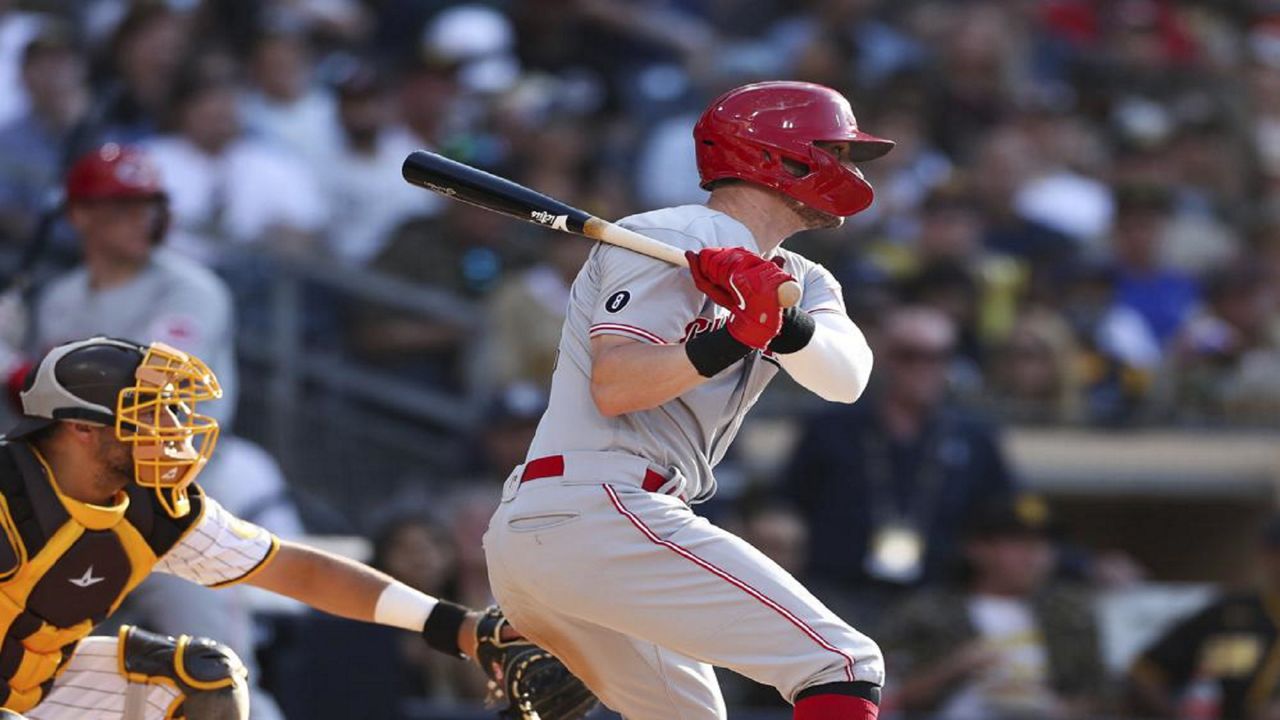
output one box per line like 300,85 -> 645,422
0,441 -> 202,712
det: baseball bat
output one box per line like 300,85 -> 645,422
401,150 -> 802,308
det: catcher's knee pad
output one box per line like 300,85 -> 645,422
118,625 -> 249,719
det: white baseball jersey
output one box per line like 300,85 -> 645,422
527,204 -> 846,502
486,204 -> 883,720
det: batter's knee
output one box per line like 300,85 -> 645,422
794,636 -> 885,703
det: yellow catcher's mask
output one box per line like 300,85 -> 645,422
116,342 -> 221,518
4,337 -> 222,518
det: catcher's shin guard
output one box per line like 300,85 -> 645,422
473,607 -> 599,720
118,625 -> 249,720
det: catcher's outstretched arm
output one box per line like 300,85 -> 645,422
246,541 -> 600,719
244,540 -> 485,656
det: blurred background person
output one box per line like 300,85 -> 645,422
240,23 -> 341,167
316,62 -> 440,267
370,512 -> 488,703
987,308 -> 1086,426
785,305 -> 1016,625
880,495 -> 1107,720
98,1 -> 189,142
0,20 -> 92,256
475,233 -> 591,392
147,67 -> 327,263
1128,516 -> 1280,720
30,143 -> 237,425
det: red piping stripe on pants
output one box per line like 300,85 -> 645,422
602,484 -> 856,683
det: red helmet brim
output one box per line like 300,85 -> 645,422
838,130 -> 896,163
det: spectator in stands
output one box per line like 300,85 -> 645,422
446,486 -> 502,613
973,125 -> 1076,270
476,234 -> 590,391
1109,184 -> 1201,348
988,308 -> 1085,425
1128,515 -> 1280,720
352,203 -> 525,388
240,24 -> 340,167
785,306 -> 1015,623
0,21 -> 91,250
146,67 -> 327,263
465,382 -> 547,478
880,495 -> 1106,720
398,54 -> 461,152
318,63 -> 439,266
0,0 -> 40,129
1155,263 -> 1280,426
30,144 -> 237,425
371,513 -> 487,702
99,2 -> 190,142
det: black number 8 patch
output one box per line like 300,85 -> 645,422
605,290 -> 631,313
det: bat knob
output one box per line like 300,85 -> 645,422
777,280 -> 802,308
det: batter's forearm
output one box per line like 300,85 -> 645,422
777,313 -> 873,403
591,337 -> 704,416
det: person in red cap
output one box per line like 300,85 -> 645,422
483,81 -> 895,720
28,143 -> 237,427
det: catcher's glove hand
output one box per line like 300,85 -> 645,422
474,606 -> 599,720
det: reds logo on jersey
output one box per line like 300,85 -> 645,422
682,315 -> 779,361
682,316 -> 727,342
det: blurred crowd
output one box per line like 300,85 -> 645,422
4,0 -> 1280,428
3,0 -> 1280,718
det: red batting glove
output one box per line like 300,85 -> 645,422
686,247 -> 751,308
685,248 -> 794,350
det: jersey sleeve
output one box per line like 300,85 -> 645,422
153,494 -> 280,588
587,228 -> 706,345
792,259 -> 847,317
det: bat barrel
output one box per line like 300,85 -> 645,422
402,150 -> 593,235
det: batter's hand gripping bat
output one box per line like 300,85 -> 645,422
401,150 -> 802,308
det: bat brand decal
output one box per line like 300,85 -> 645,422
425,183 -> 457,196
605,291 -> 631,313
530,210 -> 570,231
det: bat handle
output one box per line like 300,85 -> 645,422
588,218 -> 802,308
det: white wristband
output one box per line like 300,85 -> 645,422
373,582 -> 438,632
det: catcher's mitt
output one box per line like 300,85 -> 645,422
473,606 -> 599,720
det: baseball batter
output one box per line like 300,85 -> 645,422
483,81 -> 896,720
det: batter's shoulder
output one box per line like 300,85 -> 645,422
617,205 -> 749,251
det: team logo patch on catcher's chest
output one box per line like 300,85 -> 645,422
605,291 -> 631,313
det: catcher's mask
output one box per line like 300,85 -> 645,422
4,337 -> 221,518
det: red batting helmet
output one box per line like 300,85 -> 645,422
694,81 -> 894,217
66,143 -> 167,203
65,143 -> 169,241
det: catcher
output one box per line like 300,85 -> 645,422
0,336 -> 596,719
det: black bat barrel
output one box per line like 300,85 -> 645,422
402,150 -> 592,235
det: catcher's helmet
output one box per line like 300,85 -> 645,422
694,81 -> 894,217
4,337 -> 222,518
65,143 -> 169,242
